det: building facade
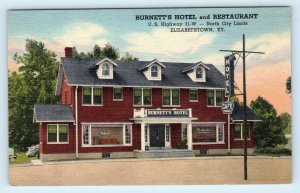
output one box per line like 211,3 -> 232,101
34,47 -> 260,161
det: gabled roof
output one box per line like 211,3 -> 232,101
89,58 -> 118,70
231,104 -> 261,122
138,59 -> 166,71
56,58 -> 225,95
182,61 -> 210,73
34,104 -> 75,122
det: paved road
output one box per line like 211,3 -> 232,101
9,156 -> 291,185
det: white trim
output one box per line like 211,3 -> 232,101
35,120 -> 74,123
81,122 -> 133,125
231,119 -> 262,122
232,123 -> 251,140
47,124 -> 69,144
191,122 -> 225,144
68,83 -> 225,90
75,86 -> 78,158
165,124 -> 171,147
90,57 -> 118,69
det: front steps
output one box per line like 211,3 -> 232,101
134,149 -> 194,158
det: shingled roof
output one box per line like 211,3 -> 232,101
56,58 -> 226,96
34,104 -> 75,122
231,105 -> 261,122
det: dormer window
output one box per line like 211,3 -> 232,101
102,63 -> 110,76
196,68 -> 203,79
151,65 -> 158,77
89,58 -> 118,80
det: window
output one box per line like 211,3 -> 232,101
102,63 -> 110,76
125,125 -> 132,144
234,123 -> 250,140
133,88 -> 152,106
145,125 -> 148,143
182,125 -> 187,141
196,68 -> 203,79
47,124 -> 68,143
163,89 -> 180,106
151,65 -> 158,77
82,87 -> 102,105
166,125 -> 170,142
83,125 -> 89,145
192,123 -> 224,143
207,90 -> 224,106
82,124 -> 132,146
189,89 -> 198,102
113,87 -> 123,100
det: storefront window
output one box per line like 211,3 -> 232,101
189,89 -> 198,101
82,124 -> 132,146
192,123 -> 224,143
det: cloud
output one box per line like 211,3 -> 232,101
202,31 -> 291,73
123,29 -> 216,59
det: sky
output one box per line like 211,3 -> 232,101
7,7 -> 291,114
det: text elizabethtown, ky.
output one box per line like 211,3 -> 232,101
135,14 -> 258,32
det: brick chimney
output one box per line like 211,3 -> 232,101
64,47 -> 73,58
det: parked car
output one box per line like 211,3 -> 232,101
26,145 -> 39,157
9,148 -> 17,160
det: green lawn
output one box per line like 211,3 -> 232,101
9,152 -> 37,164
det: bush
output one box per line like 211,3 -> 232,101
254,147 -> 291,155
176,139 -> 188,149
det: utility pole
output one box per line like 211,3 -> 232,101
220,34 -> 264,180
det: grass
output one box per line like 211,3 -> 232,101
9,152 -> 37,165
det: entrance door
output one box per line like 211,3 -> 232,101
149,124 -> 165,147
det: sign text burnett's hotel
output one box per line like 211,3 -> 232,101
135,14 -> 259,20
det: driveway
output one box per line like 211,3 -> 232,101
9,156 -> 291,185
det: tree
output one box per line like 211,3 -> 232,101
102,43 -> 120,59
9,39 -> 59,150
121,52 -> 139,61
278,112 -> 291,134
250,96 -> 287,148
286,76 -> 291,94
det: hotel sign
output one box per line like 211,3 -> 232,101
225,54 -> 236,97
146,109 -> 190,117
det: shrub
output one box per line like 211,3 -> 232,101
254,147 -> 291,155
176,139 -> 188,149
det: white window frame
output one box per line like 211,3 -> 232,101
165,124 -> 171,147
133,88 -> 152,106
151,65 -> 158,77
82,87 -> 103,106
207,90 -> 224,107
191,123 -> 225,145
81,123 -> 133,147
124,124 -> 132,145
47,124 -> 69,144
113,87 -> 123,101
102,63 -> 110,76
189,89 -> 198,102
234,123 -> 251,141
162,88 -> 181,107
195,67 -> 203,79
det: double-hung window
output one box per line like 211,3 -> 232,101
83,87 -> 102,105
207,90 -> 224,106
163,89 -> 180,106
133,88 -> 152,106
151,65 -> 158,77
234,123 -> 250,140
113,87 -> 123,100
47,124 -> 68,143
102,63 -> 110,76
189,89 -> 198,102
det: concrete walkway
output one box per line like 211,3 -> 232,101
9,156 -> 291,185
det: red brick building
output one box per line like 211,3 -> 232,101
34,47 -> 260,161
